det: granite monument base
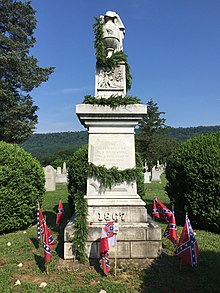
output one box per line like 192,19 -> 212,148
64,217 -> 162,260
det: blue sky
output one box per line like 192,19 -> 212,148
31,0 -> 220,133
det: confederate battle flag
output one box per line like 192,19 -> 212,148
175,215 -> 199,267
56,199 -> 64,225
100,221 -> 118,275
43,223 -> 55,263
153,197 -> 178,245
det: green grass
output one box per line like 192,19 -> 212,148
0,182 -> 220,292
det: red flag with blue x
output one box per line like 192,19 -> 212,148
44,223 -> 55,263
56,199 -> 64,225
175,215 -> 199,267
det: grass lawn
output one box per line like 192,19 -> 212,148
0,180 -> 220,292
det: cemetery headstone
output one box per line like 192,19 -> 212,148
44,165 -> 56,191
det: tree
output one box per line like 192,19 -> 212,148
136,98 -> 179,168
0,0 -> 54,143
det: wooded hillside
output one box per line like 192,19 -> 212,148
20,126 -> 220,164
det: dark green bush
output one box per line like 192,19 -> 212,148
0,142 -> 45,233
165,132 -> 220,232
67,145 -> 88,214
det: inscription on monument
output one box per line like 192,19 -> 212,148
90,138 -> 132,169
98,211 -> 126,222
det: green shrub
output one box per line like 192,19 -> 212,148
0,142 -> 45,233
67,145 -> 88,214
165,132 -> 220,232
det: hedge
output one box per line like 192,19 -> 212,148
0,142 -> 45,233
165,132 -> 220,232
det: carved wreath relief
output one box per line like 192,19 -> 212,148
97,67 -> 123,89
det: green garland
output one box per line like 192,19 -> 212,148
83,94 -> 141,108
93,17 -> 132,91
72,191 -> 88,263
88,162 -> 137,189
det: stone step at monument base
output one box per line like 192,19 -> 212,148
85,195 -> 148,223
64,219 -> 162,260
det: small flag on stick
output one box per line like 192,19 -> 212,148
56,199 -> 64,226
100,221 -> 117,275
153,198 -> 178,245
37,206 -> 45,242
153,197 -> 173,222
43,223 -> 55,264
175,215 -> 199,267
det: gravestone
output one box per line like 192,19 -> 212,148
56,163 -> 68,184
151,166 -> 161,182
63,162 -> 67,174
64,11 -> 161,260
144,171 -> 151,183
44,165 -> 56,191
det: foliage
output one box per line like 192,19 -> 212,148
67,145 -> 88,262
68,145 -> 88,213
165,132 -> 220,232
135,152 -> 145,200
20,131 -> 87,165
72,191 -> 88,263
88,163 -> 137,189
0,0 -> 54,143
20,126 -> 219,166
93,17 -> 132,91
136,98 -> 179,168
0,141 -> 45,233
83,95 -> 141,108
164,125 -> 220,142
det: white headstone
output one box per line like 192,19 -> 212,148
44,165 -> 56,191
144,171 -> 151,183
151,166 -> 161,182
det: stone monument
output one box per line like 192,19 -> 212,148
64,11 -> 161,260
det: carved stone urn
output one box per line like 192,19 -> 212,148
102,16 -> 121,58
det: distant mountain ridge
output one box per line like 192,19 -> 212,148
20,131 -> 88,158
20,126 -> 220,159
164,125 -> 220,142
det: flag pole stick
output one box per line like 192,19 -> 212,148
114,240 -> 117,277
44,215 -> 49,275
114,220 -> 119,277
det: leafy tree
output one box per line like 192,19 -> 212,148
0,0 -> 54,143
136,98 -> 178,168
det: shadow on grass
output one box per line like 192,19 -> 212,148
140,250 -> 220,293
89,240 -> 105,276
33,253 -> 45,273
43,211 -> 57,231
30,237 -> 40,249
55,227 -> 64,259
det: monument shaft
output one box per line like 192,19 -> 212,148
64,11 -> 161,260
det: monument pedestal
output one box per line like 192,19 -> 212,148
64,220 -> 161,260
64,104 -> 162,260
